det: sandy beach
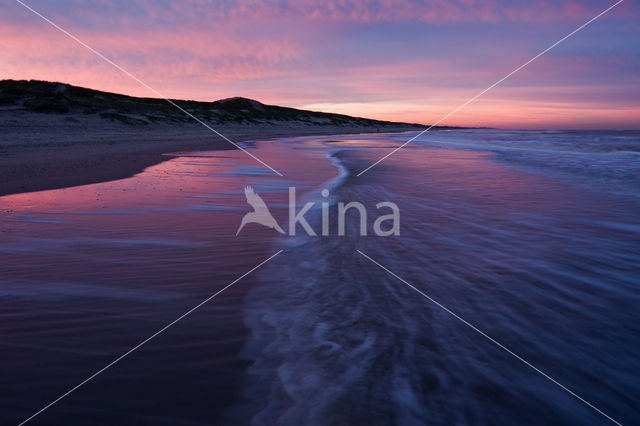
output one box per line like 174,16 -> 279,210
0,109 -> 417,196
3,0 -> 638,423
2,130 -> 638,425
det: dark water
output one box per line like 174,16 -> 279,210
1,130 -> 639,425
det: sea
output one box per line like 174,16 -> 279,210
1,129 -> 639,425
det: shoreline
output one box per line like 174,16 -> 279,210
0,121 -> 417,196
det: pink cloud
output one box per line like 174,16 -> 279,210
11,0 -> 629,28
0,20 -> 307,98
3,0 -> 637,129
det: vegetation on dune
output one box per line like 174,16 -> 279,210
0,79 -> 433,128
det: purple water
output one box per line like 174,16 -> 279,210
1,130 -> 639,425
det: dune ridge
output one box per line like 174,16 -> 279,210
0,80 -> 446,196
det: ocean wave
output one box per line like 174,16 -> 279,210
398,129 -> 640,198
236,132 -> 640,425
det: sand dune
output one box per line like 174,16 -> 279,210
0,80 -> 433,195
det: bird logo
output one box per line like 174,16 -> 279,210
236,186 -> 286,236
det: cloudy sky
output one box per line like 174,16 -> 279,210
3,0 -> 639,128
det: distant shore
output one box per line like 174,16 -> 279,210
0,113 -> 418,196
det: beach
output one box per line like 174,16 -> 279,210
0,108 -> 417,195
2,129 -> 639,425
4,0 -> 638,423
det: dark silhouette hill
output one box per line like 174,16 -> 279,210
0,80 -> 454,195
0,79 -> 430,128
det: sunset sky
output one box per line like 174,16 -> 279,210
3,0 -> 639,129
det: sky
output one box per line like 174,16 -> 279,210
2,0 -> 639,129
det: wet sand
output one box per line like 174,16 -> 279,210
0,135 -> 340,425
0,110 -> 417,196
2,131 -> 639,424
